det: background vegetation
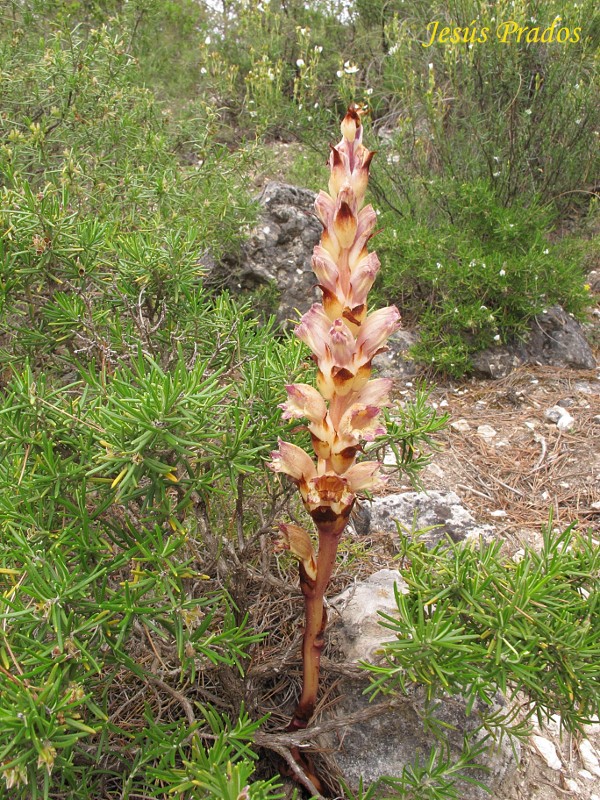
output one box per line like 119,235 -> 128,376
0,0 -> 598,798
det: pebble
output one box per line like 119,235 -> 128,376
532,735 -> 562,770
425,463 -> 446,480
579,739 -> 600,777
383,448 -> 400,467
564,778 -> 581,794
557,397 -> 574,408
545,407 -> 563,422
451,418 -> 471,433
557,413 -> 575,432
477,424 -> 497,441
579,769 -> 595,781
545,405 -> 575,431
490,509 -> 507,518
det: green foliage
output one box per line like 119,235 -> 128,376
373,181 -> 591,375
368,386 -> 449,484
0,316 -> 304,796
4,1 -> 594,377
365,522 -> 600,734
1,1 -> 597,796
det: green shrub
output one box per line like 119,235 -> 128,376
359,522 -> 600,798
373,180 -> 591,376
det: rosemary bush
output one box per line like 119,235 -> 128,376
357,523 -> 600,799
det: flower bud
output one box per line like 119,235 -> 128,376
340,105 -> 362,143
277,524 -> 317,579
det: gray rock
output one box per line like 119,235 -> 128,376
528,306 -> 596,370
211,182 -> 322,326
471,344 -> 528,379
372,330 -> 419,380
323,569 -> 519,799
473,305 -> 596,379
366,491 -> 494,546
545,405 -> 575,431
330,569 -> 408,663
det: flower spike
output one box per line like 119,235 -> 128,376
269,106 -> 401,747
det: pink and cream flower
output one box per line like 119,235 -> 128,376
270,104 -> 400,538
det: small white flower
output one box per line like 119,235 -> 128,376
436,262 -> 442,269
525,108 -> 532,115
499,269 -> 506,276
469,260 -> 476,267
200,67 -> 207,75
543,248 -> 549,254
366,87 -> 373,95
296,58 -> 305,67
494,334 -> 501,341
204,35 -> 211,45
493,171 -> 500,177
575,118 -> 582,125
493,156 -> 500,162
480,305 -> 488,310
314,102 -> 319,108
336,70 -> 343,78
344,62 -> 359,74
428,63 -> 433,70
314,45 -> 323,53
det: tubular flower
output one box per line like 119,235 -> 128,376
268,105 -> 401,740
269,104 -> 400,522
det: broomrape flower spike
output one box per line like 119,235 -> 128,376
269,105 -> 400,746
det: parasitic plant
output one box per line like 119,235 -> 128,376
269,105 -> 401,734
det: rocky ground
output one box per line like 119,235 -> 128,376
410,365 -> 599,800
378,349 -> 600,800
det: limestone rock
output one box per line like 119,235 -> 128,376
366,491 -> 494,546
210,182 -> 322,326
323,570 -> 519,799
372,330 -> 419,380
330,569 -> 408,663
528,306 -> 596,370
473,305 -> 596,379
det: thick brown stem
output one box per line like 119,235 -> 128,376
288,523 -> 346,731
